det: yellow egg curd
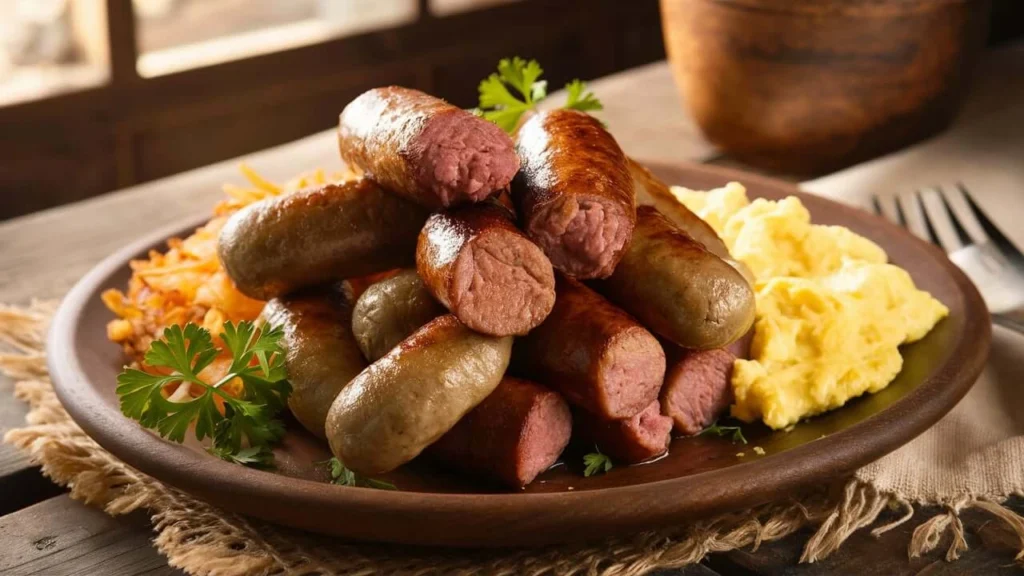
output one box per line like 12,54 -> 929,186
672,183 -> 949,430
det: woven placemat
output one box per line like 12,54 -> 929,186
4,301 -> 1022,575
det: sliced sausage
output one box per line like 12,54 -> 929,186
325,315 -> 512,475
512,109 -> 636,279
218,179 -> 429,300
351,269 -> 445,362
416,202 -> 555,336
576,400 -> 672,464
660,347 -> 735,435
338,86 -> 519,209
597,206 -> 755,350
262,292 -> 366,439
628,158 -> 755,284
513,275 -> 665,419
428,377 -> 572,488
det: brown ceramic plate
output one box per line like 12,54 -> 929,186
49,161 -> 990,548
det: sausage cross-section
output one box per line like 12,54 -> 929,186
428,377 -> 572,488
661,347 -> 736,436
514,275 -> 665,419
512,109 -> 636,279
338,86 -> 519,208
262,292 -> 366,439
417,202 -> 555,336
351,269 -> 445,362
325,315 -> 513,475
218,179 -> 429,300
597,206 -> 755,350
576,400 -> 673,464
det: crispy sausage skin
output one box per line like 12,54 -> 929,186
262,292 -> 366,439
338,87 -> 519,209
218,179 -> 429,300
512,110 -> 636,279
576,400 -> 673,464
627,158 -> 755,284
597,206 -> 755,350
428,377 -> 572,488
325,315 -> 512,475
513,276 -> 665,419
660,347 -> 735,436
351,269 -> 445,362
416,202 -> 555,336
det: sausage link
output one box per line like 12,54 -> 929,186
627,158 -> 755,284
428,377 -> 572,488
351,269 -> 445,362
575,400 -> 672,464
512,110 -> 636,279
338,87 -> 519,208
416,202 -> 555,336
262,292 -> 366,439
513,275 -> 665,419
660,347 -> 735,436
325,315 -> 512,475
597,206 -> 755,350
218,179 -> 429,300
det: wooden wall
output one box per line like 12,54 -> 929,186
0,0 -> 664,221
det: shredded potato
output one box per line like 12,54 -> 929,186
103,164 -> 355,361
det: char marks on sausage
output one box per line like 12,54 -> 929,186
338,87 -> 519,208
512,109 -> 636,279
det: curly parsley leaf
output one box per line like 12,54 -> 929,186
564,79 -> 603,112
698,420 -> 748,445
323,457 -> 397,490
582,448 -> 614,477
477,58 -> 604,134
116,320 -> 291,467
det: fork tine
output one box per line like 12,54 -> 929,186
873,194 -> 902,226
920,187 -> 964,253
941,184 -> 990,245
896,191 -> 932,242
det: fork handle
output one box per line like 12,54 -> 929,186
993,310 -> 1024,336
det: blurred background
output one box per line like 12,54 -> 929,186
0,0 -> 1020,221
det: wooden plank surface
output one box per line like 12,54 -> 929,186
0,495 -> 184,576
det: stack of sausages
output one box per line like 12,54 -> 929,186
216,86 -> 756,489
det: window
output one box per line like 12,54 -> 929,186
134,0 -> 419,77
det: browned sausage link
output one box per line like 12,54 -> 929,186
416,202 -> 555,336
627,158 -> 755,285
513,275 -> 665,419
351,269 -> 445,362
428,377 -> 572,488
597,206 -> 755,350
575,400 -> 672,464
325,315 -> 512,475
217,179 -> 429,300
338,87 -> 519,209
263,291 -> 366,439
512,109 -> 636,279
660,346 -> 735,436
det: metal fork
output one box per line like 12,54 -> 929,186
871,184 -> 1024,336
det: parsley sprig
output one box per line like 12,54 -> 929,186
477,57 -> 603,133
116,321 -> 291,467
324,457 -> 397,490
582,448 -> 614,477
698,420 -> 748,445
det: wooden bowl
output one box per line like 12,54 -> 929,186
660,0 -> 991,174
48,161 -> 990,547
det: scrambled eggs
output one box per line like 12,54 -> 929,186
673,183 -> 948,430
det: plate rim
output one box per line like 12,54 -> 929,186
48,160 -> 992,547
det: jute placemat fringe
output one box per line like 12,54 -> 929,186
3,301 -> 1022,574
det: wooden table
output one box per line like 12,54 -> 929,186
3,57 -> 1024,576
